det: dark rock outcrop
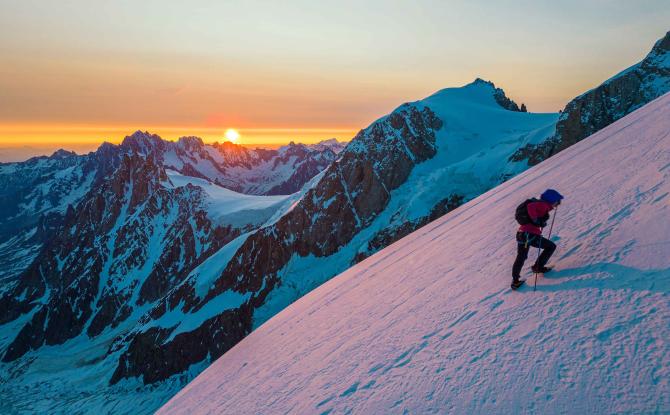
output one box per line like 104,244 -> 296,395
110,308 -> 250,385
354,194 -> 465,263
511,31 -> 670,166
471,78 -> 524,112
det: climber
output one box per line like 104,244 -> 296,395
511,189 -> 564,289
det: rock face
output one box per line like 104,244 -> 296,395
354,194 -> 465,263
0,146 -> 122,285
0,154 -> 236,362
263,142 -> 340,195
470,78 -> 526,112
511,31 -> 670,166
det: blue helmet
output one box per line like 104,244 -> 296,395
541,189 -> 564,204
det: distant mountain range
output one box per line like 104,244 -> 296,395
0,136 -> 342,282
0,30 -> 668,414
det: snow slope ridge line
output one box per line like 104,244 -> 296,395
159,92 -> 670,414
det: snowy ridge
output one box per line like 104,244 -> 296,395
160,93 -> 670,414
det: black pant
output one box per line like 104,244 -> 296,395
512,231 -> 556,281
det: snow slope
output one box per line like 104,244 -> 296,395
159,93 -> 670,414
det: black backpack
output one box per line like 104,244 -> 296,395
515,198 -> 537,225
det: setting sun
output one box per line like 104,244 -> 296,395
224,128 -> 240,143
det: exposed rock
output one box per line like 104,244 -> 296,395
472,78 -> 524,111
354,194 -> 465,263
110,308 -> 250,385
511,31 -> 670,166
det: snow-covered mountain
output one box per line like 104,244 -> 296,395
159,91 -> 670,415
307,137 -> 348,154
0,145 -> 121,284
0,152 -> 307,412
1,31 -> 669,414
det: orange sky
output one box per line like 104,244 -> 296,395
1,1 -> 669,161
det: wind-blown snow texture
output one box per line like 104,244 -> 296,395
160,93 -> 670,415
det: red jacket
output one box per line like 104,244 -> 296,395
519,200 -> 554,235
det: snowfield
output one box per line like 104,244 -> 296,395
159,93 -> 670,414
166,169 -> 291,228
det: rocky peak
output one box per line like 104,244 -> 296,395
211,140 -> 258,168
308,138 -> 347,155
95,141 -> 118,157
177,136 -> 205,151
648,30 -> 670,58
112,154 -> 168,210
121,130 -> 165,156
278,141 -> 309,156
640,30 -> 670,77
471,77 -> 494,87
317,138 -> 342,146
50,149 -> 77,159
465,78 -> 525,112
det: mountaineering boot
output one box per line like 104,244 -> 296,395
511,279 -> 526,290
531,265 -> 552,273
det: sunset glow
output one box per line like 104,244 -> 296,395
0,1 -> 668,162
224,129 -> 240,143
0,124 -> 357,161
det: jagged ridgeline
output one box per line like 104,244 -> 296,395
0,30 -> 668,415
